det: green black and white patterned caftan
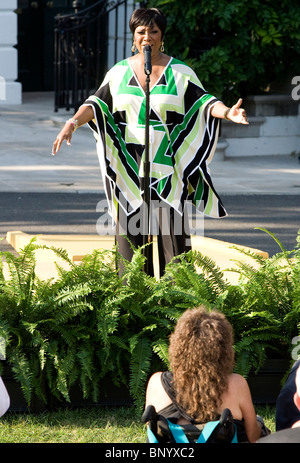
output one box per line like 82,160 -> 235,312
84,57 -> 227,275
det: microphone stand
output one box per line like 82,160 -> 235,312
143,46 -> 152,275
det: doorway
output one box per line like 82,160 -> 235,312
16,1 -> 90,91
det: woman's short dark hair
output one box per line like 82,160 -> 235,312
129,8 -> 167,38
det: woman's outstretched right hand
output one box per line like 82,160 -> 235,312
51,105 -> 94,155
52,121 -> 74,155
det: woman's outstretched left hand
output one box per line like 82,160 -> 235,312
228,98 -> 249,124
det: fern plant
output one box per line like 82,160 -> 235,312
0,238 -> 96,406
218,227 -> 300,376
1,229 -> 299,410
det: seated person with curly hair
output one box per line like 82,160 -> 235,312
145,306 -> 265,443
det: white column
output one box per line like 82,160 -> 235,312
107,0 -> 136,69
0,0 -> 22,105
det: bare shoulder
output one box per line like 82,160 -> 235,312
147,372 -> 163,390
145,372 -> 172,411
227,373 -> 250,392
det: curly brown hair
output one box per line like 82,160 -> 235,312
168,306 -> 235,422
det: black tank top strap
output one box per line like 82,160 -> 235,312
160,371 -> 248,442
160,371 -> 196,423
161,371 -> 176,401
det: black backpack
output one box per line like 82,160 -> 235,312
142,405 -> 238,443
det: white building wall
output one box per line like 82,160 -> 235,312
220,94 -> 300,159
107,0 -> 136,70
0,0 -> 22,105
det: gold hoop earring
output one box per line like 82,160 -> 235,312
160,41 -> 164,52
131,42 -> 136,53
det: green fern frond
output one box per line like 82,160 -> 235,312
108,335 -> 131,352
96,306 -> 121,344
234,345 -> 267,377
56,368 -> 70,402
152,340 -> 170,369
129,337 -> 152,409
255,227 -> 290,257
9,351 -> 33,404
187,250 -> 229,292
28,243 -> 73,268
77,347 -> 94,381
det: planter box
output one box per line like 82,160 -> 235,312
1,364 -> 47,413
247,359 -> 291,404
2,363 -> 132,413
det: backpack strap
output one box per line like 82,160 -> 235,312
147,427 -> 159,443
163,419 -> 238,443
197,420 -> 238,443
166,420 -> 190,443
197,421 -> 220,443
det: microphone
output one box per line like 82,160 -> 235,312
143,45 -> 152,76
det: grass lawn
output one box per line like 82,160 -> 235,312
0,407 -> 146,443
0,405 -> 276,444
